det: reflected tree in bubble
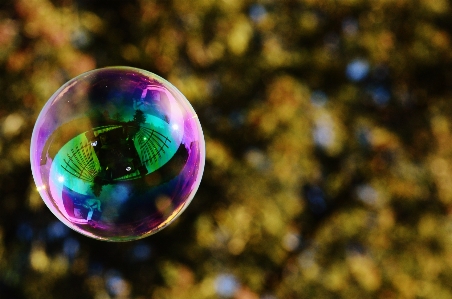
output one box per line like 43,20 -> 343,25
30,67 -> 205,241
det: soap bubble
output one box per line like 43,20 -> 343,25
30,67 -> 205,241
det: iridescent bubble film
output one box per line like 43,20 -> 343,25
30,67 -> 205,241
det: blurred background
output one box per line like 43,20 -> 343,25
1,0 -> 452,298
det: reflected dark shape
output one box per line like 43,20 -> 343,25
90,177 -> 103,197
86,124 -> 142,182
62,186 -> 102,221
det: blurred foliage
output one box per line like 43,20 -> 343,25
1,0 -> 452,298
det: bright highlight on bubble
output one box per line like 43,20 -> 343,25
30,67 -> 205,241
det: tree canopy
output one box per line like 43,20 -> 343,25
1,0 -> 452,298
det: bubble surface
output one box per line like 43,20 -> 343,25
31,67 -> 205,241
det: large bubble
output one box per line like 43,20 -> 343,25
30,67 -> 205,241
